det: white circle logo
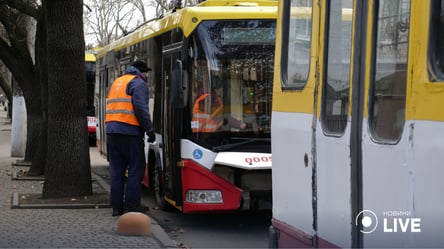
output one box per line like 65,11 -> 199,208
355,210 -> 378,234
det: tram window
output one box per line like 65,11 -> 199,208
321,0 -> 352,135
369,0 -> 410,142
281,0 -> 312,89
429,0 -> 444,80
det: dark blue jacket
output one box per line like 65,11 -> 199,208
106,66 -> 154,137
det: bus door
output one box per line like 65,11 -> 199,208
161,44 -> 184,208
96,65 -> 111,156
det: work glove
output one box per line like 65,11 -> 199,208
240,122 -> 252,129
147,131 -> 156,143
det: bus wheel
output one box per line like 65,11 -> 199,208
89,135 -> 96,147
154,167 -> 171,211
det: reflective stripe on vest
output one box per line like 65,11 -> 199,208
105,74 -> 140,126
192,93 -> 223,132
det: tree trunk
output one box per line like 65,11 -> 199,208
25,95 -> 45,176
27,9 -> 47,177
0,73 -> 12,120
42,0 -> 92,198
0,7 -> 45,175
10,80 -> 26,157
0,74 -> 12,105
21,74 -> 42,167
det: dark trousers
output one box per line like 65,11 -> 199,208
107,134 -> 145,210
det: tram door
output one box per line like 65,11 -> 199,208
314,0 -> 354,247
322,0 -> 415,247
161,45 -> 183,207
359,0 -> 413,247
316,0 -> 412,247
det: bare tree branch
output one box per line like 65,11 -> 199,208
0,0 -> 40,19
83,0 -> 161,46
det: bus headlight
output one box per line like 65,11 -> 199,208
186,190 -> 223,203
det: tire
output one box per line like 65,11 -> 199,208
268,225 -> 278,248
154,166 -> 172,211
89,135 -> 96,147
147,150 -> 156,190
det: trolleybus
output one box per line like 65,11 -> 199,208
269,0 -> 444,248
95,0 -> 277,213
85,53 -> 97,146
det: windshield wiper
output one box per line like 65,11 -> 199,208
212,138 -> 270,152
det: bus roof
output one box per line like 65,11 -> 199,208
96,0 -> 277,59
198,0 -> 277,7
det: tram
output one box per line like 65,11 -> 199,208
269,0 -> 444,247
95,0 -> 277,213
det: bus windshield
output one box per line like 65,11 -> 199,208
188,19 -> 275,152
85,61 -> 96,116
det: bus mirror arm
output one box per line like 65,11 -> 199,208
170,59 -> 188,108
176,59 -> 189,107
181,70 -> 189,107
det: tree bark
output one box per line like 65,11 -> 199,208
42,0 -> 92,198
27,9 -> 47,176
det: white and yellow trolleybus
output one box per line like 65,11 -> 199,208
270,0 -> 444,247
95,0 -> 277,213
85,53 -> 97,146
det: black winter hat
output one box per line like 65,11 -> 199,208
131,60 -> 151,73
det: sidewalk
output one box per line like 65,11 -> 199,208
0,108 -> 176,248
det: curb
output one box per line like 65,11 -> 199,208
11,159 -> 32,166
92,172 -> 177,248
11,192 -> 109,209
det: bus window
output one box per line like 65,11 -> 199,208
429,0 -> 444,80
85,61 -> 96,116
281,0 -> 313,89
369,0 -> 410,142
321,0 -> 353,135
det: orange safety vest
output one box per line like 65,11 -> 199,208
192,93 -> 223,132
105,74 -> 140,126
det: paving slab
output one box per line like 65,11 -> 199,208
0,108 -> 176,248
